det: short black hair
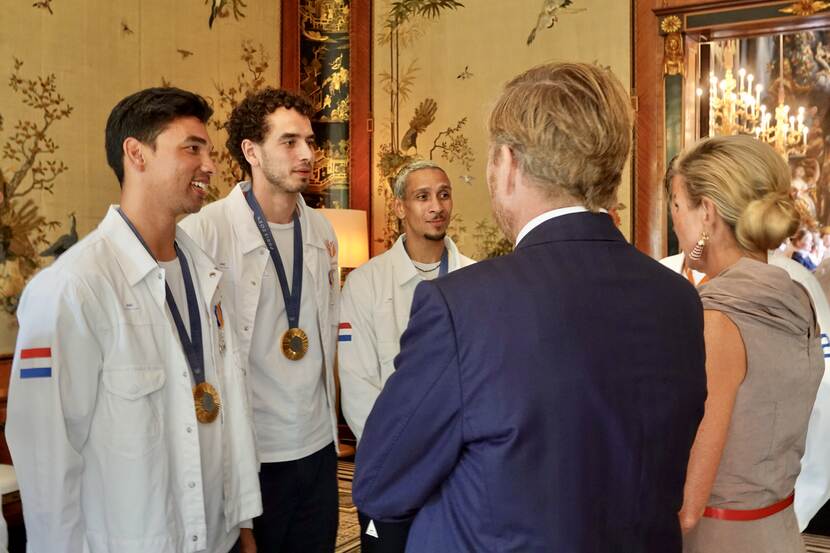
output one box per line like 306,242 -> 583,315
226,87 -> 313,177
105,87 -> 213,185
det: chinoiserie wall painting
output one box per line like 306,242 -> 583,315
370,0 -> 632,257
0,0 -> 280,352
300,0 -> 352,209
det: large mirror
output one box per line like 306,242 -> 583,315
697,31 -> 830,229
648,2 -> 830,257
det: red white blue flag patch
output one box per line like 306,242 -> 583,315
19,347 -> 52,379
338,322 -> 352,342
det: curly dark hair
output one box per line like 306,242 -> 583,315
105,87 -> 213,186
226,87 -> 314,177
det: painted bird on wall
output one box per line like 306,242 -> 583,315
207,0 -> 247,28
400,98 -> 438,152
526,0 -> 586,45
40,212 -> 77,258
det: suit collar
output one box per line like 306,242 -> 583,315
515,211 -> 625,250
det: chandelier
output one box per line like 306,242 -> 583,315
700,36 -> 808,158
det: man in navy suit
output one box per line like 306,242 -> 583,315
352,62 -> 707,552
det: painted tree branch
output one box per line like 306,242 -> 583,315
0,57 -> 71,314
3,58 -> 72,200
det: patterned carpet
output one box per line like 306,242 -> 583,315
333,462 -> 830,553
336,460 -> 361,553
806,533 -> 830,552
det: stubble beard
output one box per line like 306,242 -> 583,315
263,166 -> 309,194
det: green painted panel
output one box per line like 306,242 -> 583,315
665,75 -> 683,256
686,4 -> 789,30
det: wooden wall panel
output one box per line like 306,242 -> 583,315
634,0 -> 665,257
349,0 -> 372,225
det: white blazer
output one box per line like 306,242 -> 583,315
6,206 -> 262,553
181,183 -> 341,452
338,234 -> 475,440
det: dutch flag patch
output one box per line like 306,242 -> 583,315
19,347 -> 52,379
338,322 -> 352,342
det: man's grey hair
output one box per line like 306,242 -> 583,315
392,160 -> 448,198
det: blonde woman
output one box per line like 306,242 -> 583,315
670,135 -> 824,552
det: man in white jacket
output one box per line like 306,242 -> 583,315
338,160 -> 474,552
338,160 -> 475,442
181,88 -> 340,553
6,87 -> 261,553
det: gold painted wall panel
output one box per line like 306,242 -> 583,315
0,0 -> 280,352
371,0 -> 632,258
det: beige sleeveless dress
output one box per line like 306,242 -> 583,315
683,258 -> 824,553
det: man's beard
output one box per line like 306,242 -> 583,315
424,231 -> 446,241
263,164 -> 308,194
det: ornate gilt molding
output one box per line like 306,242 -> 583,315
660,15 -> 684,77
779,1 -> 830,16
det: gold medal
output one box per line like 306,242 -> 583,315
281,327 -> 309,360
193,382 -> 221,423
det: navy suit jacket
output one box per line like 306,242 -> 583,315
353,212 -> 707,552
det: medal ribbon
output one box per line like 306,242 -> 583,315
116,208 -> 205,384
438,248 -> 449,277
243,188 -> 303,330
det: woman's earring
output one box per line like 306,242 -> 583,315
688,231 -> 710,261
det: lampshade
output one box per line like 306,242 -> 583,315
317,208 -> 369,269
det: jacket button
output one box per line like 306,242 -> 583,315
243,325 -> 250,332
192,535 -> 198,542
188,481 -> 196,488
209,272 -> 216,278
157,273 -> 162,280
186,426 -> 193,433
251,280 -> 256,286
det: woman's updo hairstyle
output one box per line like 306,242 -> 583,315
672,135 -> 798,254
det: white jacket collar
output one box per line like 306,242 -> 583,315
390,233 -> 464,287
101,205 -> 222,300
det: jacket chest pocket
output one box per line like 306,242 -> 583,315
100,367 -> 166,459
378,340 -> 400,386
374,304 -> 401,346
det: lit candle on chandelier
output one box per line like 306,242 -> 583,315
755,84 -> 763,112
739,68 -> 746,94
804,126 -> 809,147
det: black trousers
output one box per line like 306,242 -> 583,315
253,443 -> 339,553
358,512 -> 412,553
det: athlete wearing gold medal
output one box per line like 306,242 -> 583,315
181,88 -> 341,552
117,210 -> 223,423
7,87 -> 261,553
243,180 -> 310,361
